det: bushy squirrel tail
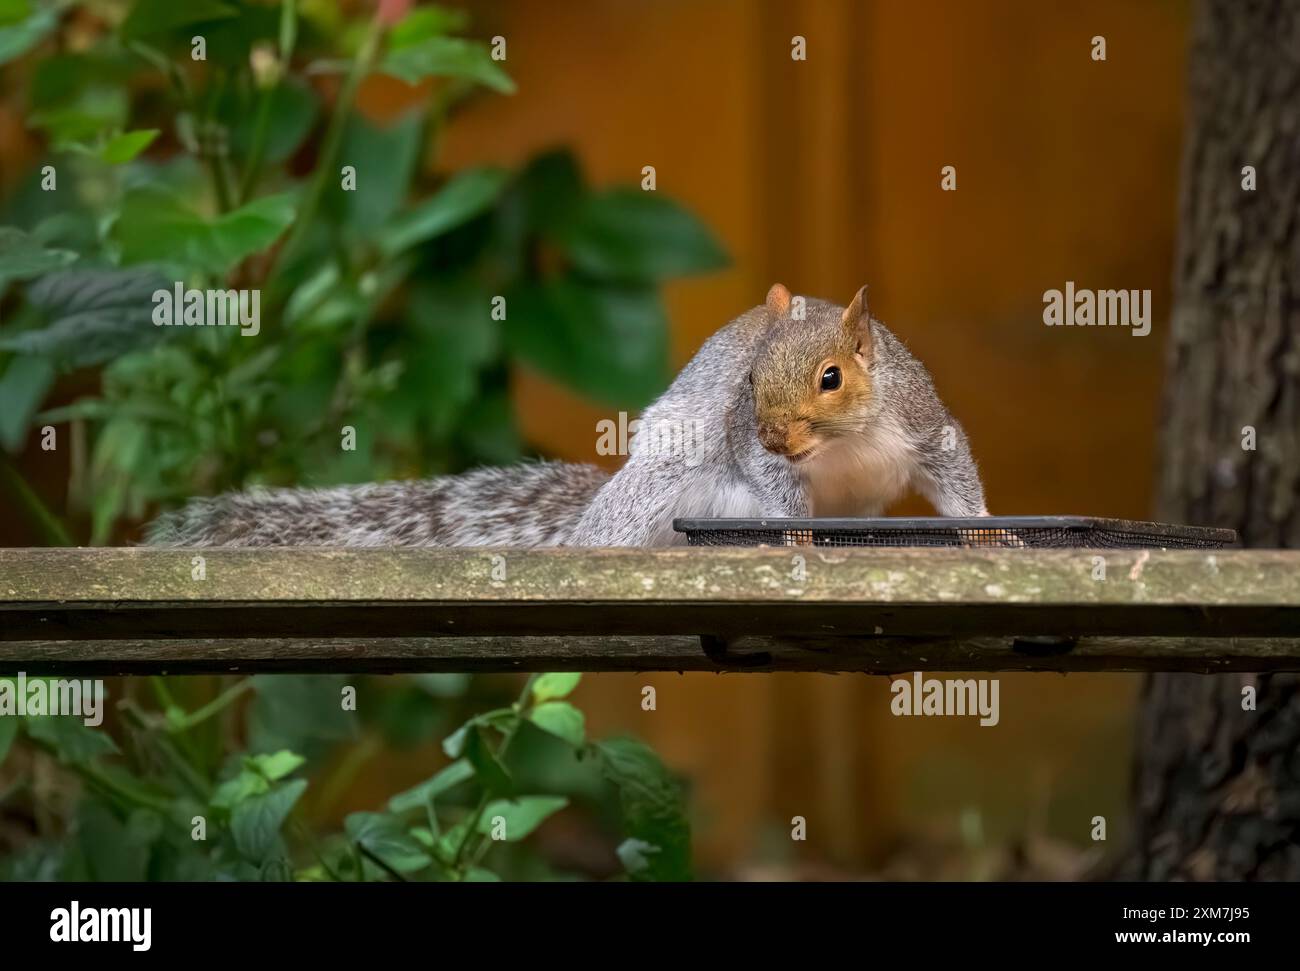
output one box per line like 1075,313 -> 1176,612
145,461 -> 610,548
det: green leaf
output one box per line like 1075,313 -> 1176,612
393,276 -> 501,438
97,128 -> 160,164
409,825 -> 435,849
121,0 -> 237,39
477,795 -> 568,841
211,754 -> 305,815
377,167 -> 509,256
475,707 -> 521,732
515,148 -> 585,236
558,188 -> 728,282
532,672 -> 581,703
247,750 -> 305,781
0,716 -> 16,766
28,49 -> 137,114
387,759 -> 475,815
28,87 -> 128,146
0,226 -> 77,289
442,707 -> 518,760
211,770 -> 268,810
328,111 -> 422,232
114,187 -> 296,275
0,356 -> 54,452
389,6 -> 468,47
225,78 -> 318,167
441,722 -> 469,759
345,812 -> 432,874
0,266 -> 168,370
596,737 -> 692,880
433,818 -> 470,864
464,866 -> 500,882
35,398 -> 115,423
464,724 -> 512,794
64,128 -> 160,164
528,701 -> 585,748
31,211 -> 99,254
23,713 -> 120,765
0,3 -> 54,65
505,279 -> 670,408
230,778 -> 306,862
379,36 -> 515,92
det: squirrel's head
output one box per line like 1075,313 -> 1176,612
749,283 -> 874,463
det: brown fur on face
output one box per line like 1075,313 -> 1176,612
751,285 -> 875,461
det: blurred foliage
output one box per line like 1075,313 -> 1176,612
0,0 -> 720,880
1,672 -> 692,882
0,0 -> 726,543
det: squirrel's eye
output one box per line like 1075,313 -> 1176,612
748,371 -> 754,386
820,366 -> 842,392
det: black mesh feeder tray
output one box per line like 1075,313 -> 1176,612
672,516 -> 1237,550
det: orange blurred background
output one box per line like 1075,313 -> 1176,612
441,0 -> 1188,873
1,0 -> 1193,875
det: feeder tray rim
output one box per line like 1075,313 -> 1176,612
672,515 -> 1238,545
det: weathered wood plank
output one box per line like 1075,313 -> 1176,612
2,547 -> 1296,605
1,548 -> 1297,674
2,635 -> 1299,676
2,548 -> 1298,640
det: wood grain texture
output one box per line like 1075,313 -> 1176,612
2,635 -> 1299,677
0,547 -> 1297,674
1,546 -> 1296,604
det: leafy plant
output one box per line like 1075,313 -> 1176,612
1,673 -> 691,881
0,0 -> 716,880
0,0 -> 726,543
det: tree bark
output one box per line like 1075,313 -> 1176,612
1127,0 -> 1300,880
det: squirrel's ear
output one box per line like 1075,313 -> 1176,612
766,283 -> 792,317
842,285 -> 870,343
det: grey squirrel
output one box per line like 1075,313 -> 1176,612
147,284 -> 988,548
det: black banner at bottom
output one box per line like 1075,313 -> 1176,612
0,879 -> 1283,956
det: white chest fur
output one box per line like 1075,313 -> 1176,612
801,420 -> 917,516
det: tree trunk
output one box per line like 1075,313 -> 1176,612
1127,0 -> 1300,880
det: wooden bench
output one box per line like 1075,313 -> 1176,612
1,547 -> 1297,675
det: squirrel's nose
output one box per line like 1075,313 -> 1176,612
758,424 -> 789,455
